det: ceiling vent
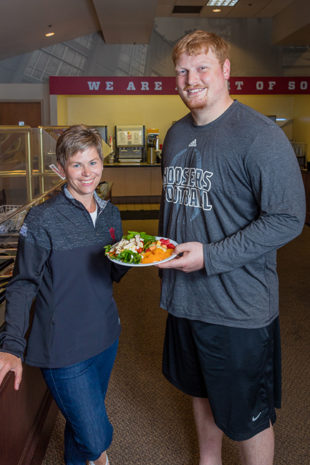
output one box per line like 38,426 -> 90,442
172,5 -> 203,14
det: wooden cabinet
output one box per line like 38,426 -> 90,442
302,171 -> 310,225
103,164 -> 162,202
0,367 -> 58,465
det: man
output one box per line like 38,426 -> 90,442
157,30 -> 305,465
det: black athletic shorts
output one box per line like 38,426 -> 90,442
162,314 -> 282,441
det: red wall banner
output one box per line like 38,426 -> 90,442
49,76 -> 310,95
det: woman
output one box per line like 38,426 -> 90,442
0,125 -> 127,465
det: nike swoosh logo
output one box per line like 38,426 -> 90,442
252,412 -> 262,422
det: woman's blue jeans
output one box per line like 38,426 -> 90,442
41,339 -> 118,465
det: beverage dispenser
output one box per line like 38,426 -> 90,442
115,125 -> 145,163
146,129 -> 160,164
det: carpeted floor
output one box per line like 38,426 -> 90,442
42,221 -> 310,465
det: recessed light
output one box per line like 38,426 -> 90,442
45,25 -> 55,38
212,8 -> 222,12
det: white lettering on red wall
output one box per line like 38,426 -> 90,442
87,81 -> 101,91
50,77 -> 310,95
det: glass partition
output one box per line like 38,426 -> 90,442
0,181 -> 64,326
0,126 -> 63,206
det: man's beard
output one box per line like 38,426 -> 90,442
180,92 -> 207,111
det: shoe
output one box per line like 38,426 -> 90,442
88,454 -> 109,465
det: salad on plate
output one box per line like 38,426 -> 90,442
104,231 -> 177,266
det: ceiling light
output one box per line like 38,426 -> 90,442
206,0 -> 239,6
45,25 -> 55,38
212,8 -> 222,12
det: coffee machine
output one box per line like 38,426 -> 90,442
146,129 -> 160,164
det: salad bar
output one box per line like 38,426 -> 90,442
104,231 -> 177,266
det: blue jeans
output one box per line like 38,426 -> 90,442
41,339 -> 118,465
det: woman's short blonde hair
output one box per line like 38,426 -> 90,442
172,30 -> 230,66
56,124 -> 103,168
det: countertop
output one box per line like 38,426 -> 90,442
104,161 -> 161,168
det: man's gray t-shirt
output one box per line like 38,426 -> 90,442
159,100 -> 305,328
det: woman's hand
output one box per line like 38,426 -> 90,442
157,242 -> 204,273
0,352 -> 23,390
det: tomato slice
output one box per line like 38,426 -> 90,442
160,238 -> 170,245
160,238 -> 175,249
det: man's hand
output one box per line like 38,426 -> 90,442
157,241 -> 204,273
0,353 -> 23,390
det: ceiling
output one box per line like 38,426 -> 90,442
0,0 -> 309,61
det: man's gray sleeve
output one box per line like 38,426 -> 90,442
204,130 -> 306,276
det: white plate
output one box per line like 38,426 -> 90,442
106,236 -> 178,267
